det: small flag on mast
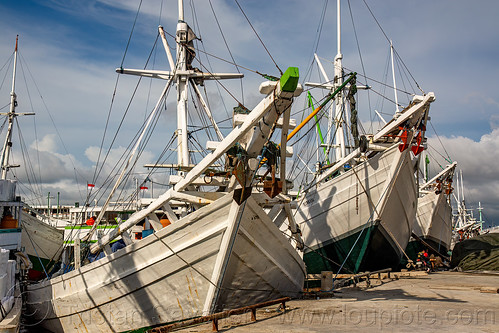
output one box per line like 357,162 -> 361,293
87,183 -> 95,188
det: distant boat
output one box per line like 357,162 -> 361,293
26,1 -> 305,331
293,0 -> 435,274
481,225 -> 499,234
21,210 -> 63,279
0,36 -> 64,281
451,171 -> 483,247
407,161 -> 457,259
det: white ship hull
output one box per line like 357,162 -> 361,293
412,190 -> 452,253
21,211 -> 64,279
26,194 -> 305,332
296,144 -> 418,273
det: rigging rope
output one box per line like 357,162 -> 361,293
429,121 -> 453,163
14,121 -> 43,204
277,224 -> 355,274
119,0 -> 143,68
188,1 -> 232,120
0,57 -> 13,92
91,1 -> 156,204
17,52 -> 84,203
16,61 -> 44,203
191,53 -> 245,108
66,71 -> 174,260
57,98 -> 174,266
91,34 -> 161,205
341,65 -> 413,97
208,0 -> 245,105
361,0 -> 424,94
233,0 -> 283,75
347,0 -> 374,132
325,150 -> 413,288
302,0 -> 329,82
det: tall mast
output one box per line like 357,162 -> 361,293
460,170 -> 465,205
178,0 -> 184,21
176,0 -> 189,169
305,0 -> 357,164
390,40 -> 401,116
460,170 -> 466,226
478,202 -> 483,231
0,36 -> 19,180
333,0 -> 346,159
117,0 -> 242,170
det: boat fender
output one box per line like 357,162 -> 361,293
398,129 -> 410,152
411,131 -> 424,155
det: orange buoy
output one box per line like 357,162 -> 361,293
160,219 -> 171,228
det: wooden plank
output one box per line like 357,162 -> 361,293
480,287 -> 499,294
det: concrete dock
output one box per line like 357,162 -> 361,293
175,271 -> 499,332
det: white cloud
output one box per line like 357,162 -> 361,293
30,134 -> 58,152
11,142 -> 92,206
427,128 -> 499,225
84,145 -> 154,172
490,115 -> 499,131
432,129 -> 499,178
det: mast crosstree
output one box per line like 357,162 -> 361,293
0,36 -> 34,180
118,2 -> 243,170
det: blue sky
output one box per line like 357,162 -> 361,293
1,0 -> 499,226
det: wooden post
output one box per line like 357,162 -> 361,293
321,271 -> 333,291
280,300 -> 287,313
74,238 -> 81,269
250,308 -> 256,321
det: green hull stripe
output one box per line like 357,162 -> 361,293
304,225 -> 375,274
28,255 -> 54,272
64,239 -> 120,244
0,228 -> 21,233
354,225 -> 373,273
65,225 -> 119,230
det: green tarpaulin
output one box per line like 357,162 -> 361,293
451,233 -> 499,271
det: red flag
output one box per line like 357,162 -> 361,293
87,183 -> 95,188
140,186 -> 148,190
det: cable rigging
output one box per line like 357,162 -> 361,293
234,0 -> 283,76
208,0 -> 245,105
306,0 -> 330,79
15,51 -> 85,204
361,0 -> 424,95
347,0 -> 374,132
90,0 -> 146,203
90,33 -> 162,204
